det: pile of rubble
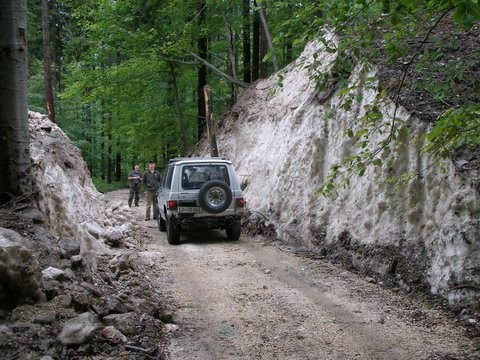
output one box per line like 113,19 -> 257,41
0,112 -> 170,359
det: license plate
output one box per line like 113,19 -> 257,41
178,206 -> 203,214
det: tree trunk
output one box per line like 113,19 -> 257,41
83,105 -> 94,176
259,1 -> 276,77
106,113 -> 112,184
197,0 -> 207,141
169,63 -> 188,155
252,0 -> 260,81
42,0 -> 55,122
242,0 -> 251,83
0,0 -> 32,204
203,86 -> 218,157
221,9 -> 238,104
115,152 -> 121,182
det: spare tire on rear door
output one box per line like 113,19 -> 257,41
198,180 -> 232,214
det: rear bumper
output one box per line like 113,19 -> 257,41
172,214 -> 241,230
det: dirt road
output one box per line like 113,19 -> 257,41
111,190 -> 479,360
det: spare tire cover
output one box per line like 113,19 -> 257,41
198,180 -> 232,214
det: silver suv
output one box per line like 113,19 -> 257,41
156,157 -> 246,244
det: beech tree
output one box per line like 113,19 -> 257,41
0,0 -> 31,204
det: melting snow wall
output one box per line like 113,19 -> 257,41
29,112 -> 110,254
198,40 -> 480,305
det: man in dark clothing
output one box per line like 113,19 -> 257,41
143,160 -> 161,220
128,164 -> 142,207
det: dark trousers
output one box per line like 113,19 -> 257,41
128,184 -> 140,206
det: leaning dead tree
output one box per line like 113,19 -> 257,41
258,1 -> 278,73
203,86 -> 219,157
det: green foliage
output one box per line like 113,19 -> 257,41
27,58 -> 46,113
307,0 -> 480,196
424,104 -> 480,158
92,178 -> 127,193
27,0 -> 479,194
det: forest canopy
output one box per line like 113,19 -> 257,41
27,0 -> 480,189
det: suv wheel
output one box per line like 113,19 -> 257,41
158,214 -> 166,232
166,216 -> 180,245
198,180 -> 232,214
226,220 -> 241,241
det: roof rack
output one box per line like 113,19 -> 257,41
169,156 -> 226,163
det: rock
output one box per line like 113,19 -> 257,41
0,324 -> 13,346
108,253 -> 131,278
104,228 -> 125,247
80,281 -> 103,297
102,312 -> 141,336
467,318 -> 478,326
63,267 -> 75,280
156,308 -> 174,323
70,255 -> 83,269
41,267 -> 66,281
0,227 -> 42,309
57,238 -> 80,259
164,323 -> 179,333
57,312 -> 97,345
101,297 -> 129,316
85,222 -> 105,239
60,294 -> 72,307
34,311 -> 57,325
70,289 -> 94,312
100,325 -> 127,344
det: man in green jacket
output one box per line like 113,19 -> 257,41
127,164 -> 142,207
143,160 -> 161,220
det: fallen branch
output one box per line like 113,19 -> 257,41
186,50 -> 248,88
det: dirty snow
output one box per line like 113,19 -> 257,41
197,38 -> 480,306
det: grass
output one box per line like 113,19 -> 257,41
92,178 -> 129,193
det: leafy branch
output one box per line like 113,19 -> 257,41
315,1 -> 480,196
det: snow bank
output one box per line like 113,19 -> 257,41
198,39 -> 480,305
29,112 -> 125,254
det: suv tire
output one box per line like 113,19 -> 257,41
226,219 -> 241,241
166,216 -> 180,245
198,180 -> 232,214
158,214 -> 166,232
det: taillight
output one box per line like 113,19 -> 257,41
236,197 -> 245,208
167,200 -> 177,210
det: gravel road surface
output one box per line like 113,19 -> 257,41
113,190 -> 479,360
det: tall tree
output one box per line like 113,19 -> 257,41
197,0 -> 208,141
252,0 -> 260,81
258,1 -> 269,78
242,0 -> 251,83
41,0 -> 55,122
0,0 -> 31,204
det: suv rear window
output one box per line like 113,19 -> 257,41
181,164 -> 230,189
